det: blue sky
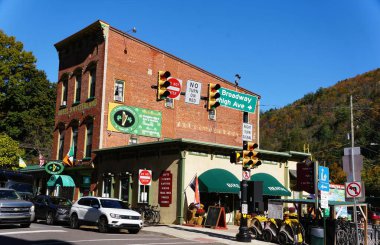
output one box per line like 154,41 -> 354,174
1,0 -> 380,110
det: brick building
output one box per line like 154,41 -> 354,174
48,20 -> 308,225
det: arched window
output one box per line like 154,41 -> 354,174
71,122 -> 79,159
60,74 -> 69,106
73,68 -> 82,103
57,123 -> 65,160
85,119 -> 93,158
86,61 -> 97,99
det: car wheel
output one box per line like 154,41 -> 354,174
46,212 -> 55,225
128,229 -> 140,234
98,216 -> 109,233
70,214 -> 79,229
20,223 -> 31,228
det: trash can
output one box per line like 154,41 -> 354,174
310,227 -> 324,245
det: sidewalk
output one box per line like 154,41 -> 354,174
143,224 -> 275,244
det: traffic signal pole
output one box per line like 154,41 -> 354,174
236,140 -> 252,243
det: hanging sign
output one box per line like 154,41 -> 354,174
45,161 -> 65,175
185,80 -> 201,104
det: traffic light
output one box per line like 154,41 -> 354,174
230,151 -> 241,164
157,71 -> 171,100
242,142 -> 261,168
207,83 -> 221,110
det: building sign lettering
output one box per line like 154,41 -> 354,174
158,171 -> 172,207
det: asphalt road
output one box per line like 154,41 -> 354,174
0,222 -> 210,245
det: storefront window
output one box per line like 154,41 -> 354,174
102,174 -> 113,198
119,177 -> 129,202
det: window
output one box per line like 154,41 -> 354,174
208,109 -> 216,121
114,80 -> 124,102
78,198 -> 91,206
119,177 -> 130,202
61,78 -> 68,106
74,74 -> 82,103
165,97 -> 174,108
102,174 -> 113,198
85,120 -> 93,158
88,68 -> 96,98
72,124 -> 78,159
58,128 -> 65,160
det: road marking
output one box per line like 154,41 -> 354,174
31,238 -> 201,245
0,230 -> 66,235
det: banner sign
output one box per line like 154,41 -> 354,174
108,103 -> 162,138
158,171 -> 172,207
297,161 -> 314,193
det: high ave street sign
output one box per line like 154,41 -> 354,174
218,87 -> 258,113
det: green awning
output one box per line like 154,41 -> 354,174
251,173 -> 291,196
198,169 -> 240,194
47,175 -> 75,187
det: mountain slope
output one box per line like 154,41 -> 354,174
260,68 -> 380,165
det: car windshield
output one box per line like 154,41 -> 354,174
100,199 -> 128,209
0,190 -> 21,200
51,197 -> 72,206
7,182 -> 33,193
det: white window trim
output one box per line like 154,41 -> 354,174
114,80 -> 124,102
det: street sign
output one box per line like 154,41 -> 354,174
185,80 -> 201,104
318,166 -> 330,192
167,77 -> 182,99
242,123 -> 253,141
297,161 -> 314,193
345,181 -> 362,198
218,87 -> 258,113
139,169 -> 152,186
242,170 -> 250,180
320,190 -> 329,209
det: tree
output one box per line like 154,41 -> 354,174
0,133 -> 24,169
329,162 -> 346,184
0,30 -> 56,160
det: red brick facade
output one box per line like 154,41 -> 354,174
52,20 -> 260,163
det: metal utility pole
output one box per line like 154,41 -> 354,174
236,138 -> 251,242
350,95 -> 359,245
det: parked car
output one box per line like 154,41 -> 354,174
69,197 -> 142,233
32,195 -> 72,225
0,188 -> 34,227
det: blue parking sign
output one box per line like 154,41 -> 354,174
318,166 -> 330,192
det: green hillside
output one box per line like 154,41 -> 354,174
260,69 -> 380,195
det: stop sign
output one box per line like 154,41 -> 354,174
167,77 -> 181,99
139,169 -> 152,186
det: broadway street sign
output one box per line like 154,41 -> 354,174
218,87 -> 258,113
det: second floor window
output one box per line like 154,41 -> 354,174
75,74 -> 82,103
61,78 -> 68,106
58,128 -> 65,160
89,68 -> 96,98
72,125 -> 78,159
114,80 -> 124,102
85,121 -> 93,158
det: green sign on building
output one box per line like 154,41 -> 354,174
108,103 -> 162,138
218,87 -> 258,113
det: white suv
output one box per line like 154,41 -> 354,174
69,197 -> 142,233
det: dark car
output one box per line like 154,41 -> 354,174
32,195 -> 72,225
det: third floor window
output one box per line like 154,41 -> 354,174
75,74 -> 82,103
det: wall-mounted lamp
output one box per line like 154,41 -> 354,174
124,27 -> 137,54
